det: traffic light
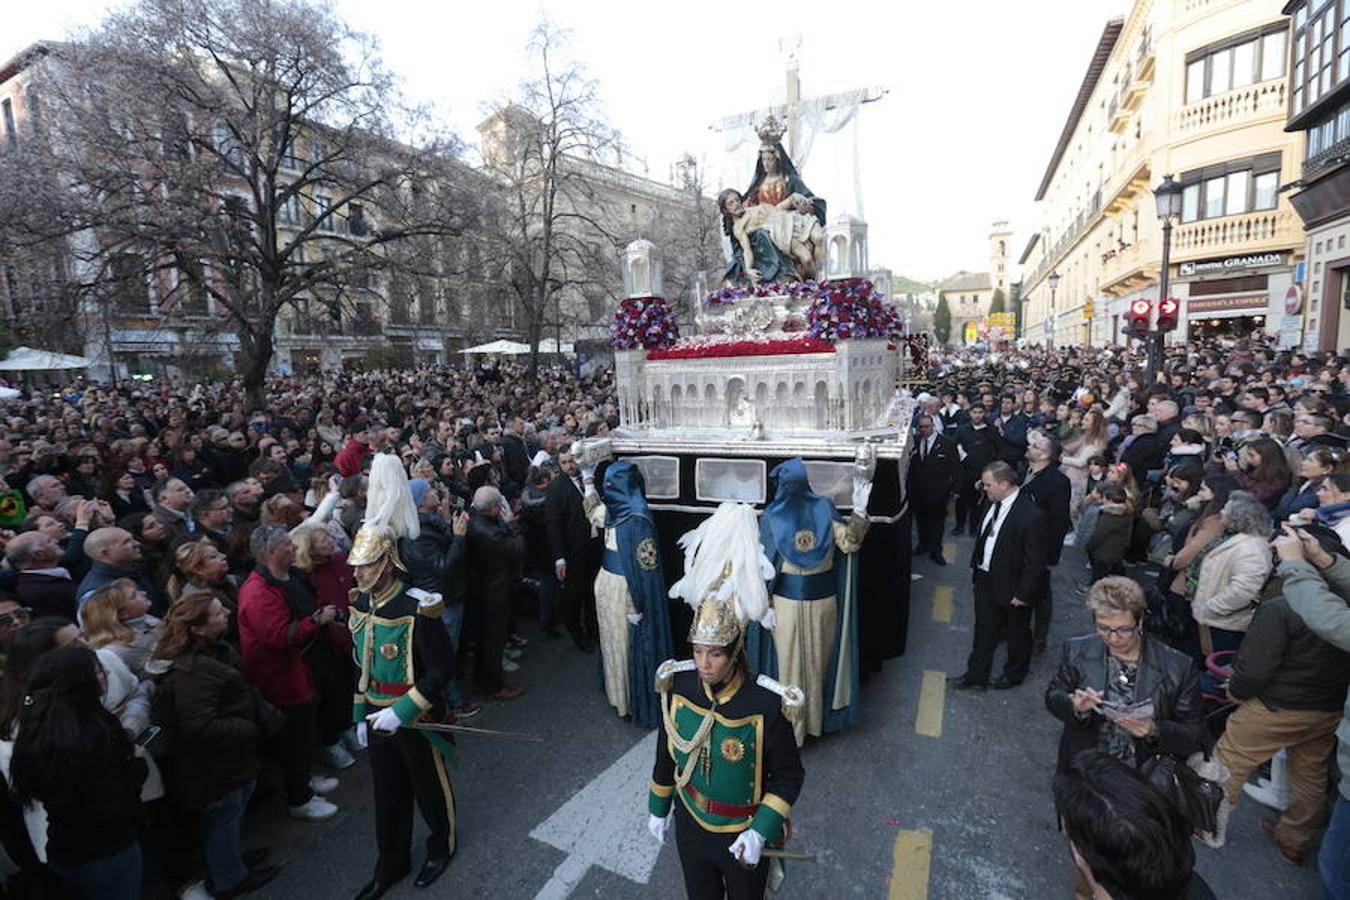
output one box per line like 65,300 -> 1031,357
1128,299 -> 1153,337
1157,297 -> 1179,333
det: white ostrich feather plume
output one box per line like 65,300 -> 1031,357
668,502 -> 775,626
362,453 -> 421,540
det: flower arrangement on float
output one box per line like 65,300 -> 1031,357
609,296 -> 678,350
805,279 -> 903,342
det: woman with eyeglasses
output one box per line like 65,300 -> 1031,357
1045,576 -> 1205,774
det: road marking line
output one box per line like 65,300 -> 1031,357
887,827 -> 933,900
914,671 -> 945,738
942,541 -> 955,561
931,585 -> 953,623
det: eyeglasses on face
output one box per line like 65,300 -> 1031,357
1095,622 -> 1141,639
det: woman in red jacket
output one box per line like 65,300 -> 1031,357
236,525 -> 340,821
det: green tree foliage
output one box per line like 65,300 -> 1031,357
933,294 -> 952,345
988,288 -> 1006,315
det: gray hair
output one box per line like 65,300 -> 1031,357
249,523 -> 292,563
1132,415 -> 1157,433
25,474 -> 61,498
1084,575 -> 1147,621
1221,490 -> 1273,538
471,486 -> 502,513
1155,400 -> 1179,418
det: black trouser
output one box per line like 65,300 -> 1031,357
317,653 -> 356,747
954,472 -> 984,534
560,543 -> 600,646
1032,568 -> 1055,645
673,802 -> 769,900
369,729 -> 456,881
966,572 -> 1033,685
278,700 -> 317,806
1089,558 -> 1124,583
912,499 -> 947,555
474,587 -> 512,693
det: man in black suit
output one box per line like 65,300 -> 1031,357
951,461 -> 1048,691
993,395 -> 1031,467
544,445 -> 599,652
952,403 -> 1000,536
910,416 -> 956,565
1020,433 -> 1072,655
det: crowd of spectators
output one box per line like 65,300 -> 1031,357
0,361 -> 616,898
919,336 -> 1350,898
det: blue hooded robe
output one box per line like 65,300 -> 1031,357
599,461 -> 672,729
747,458 -> 862,733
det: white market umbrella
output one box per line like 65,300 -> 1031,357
0,346 -> 91,371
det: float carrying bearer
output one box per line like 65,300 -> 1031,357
648,503 -> 805,899
347,522 -> 457,900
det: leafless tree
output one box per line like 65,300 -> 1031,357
478,21 -> 622,377
656,154 -> 722,324
0,0 -> 475,408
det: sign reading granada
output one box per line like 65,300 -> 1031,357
1178,253 -> 1287,276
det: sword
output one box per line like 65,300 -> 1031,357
761,849 -> 816,862
412,722 -> 545,743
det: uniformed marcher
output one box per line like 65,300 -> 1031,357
347,524 -> 458,900
648,503 -> 805,900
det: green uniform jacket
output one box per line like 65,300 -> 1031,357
649,666 -> 804,843
349,580 -> 453,726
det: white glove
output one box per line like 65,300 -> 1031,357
626,612 -> 643,626
354,722 -> 370,749
366,706 -> 402,734
761,607 -> 777,632
851,480 -> 872,513
647,813 -> 669,843
581,466 -> 596,484
728,829 -> 765,866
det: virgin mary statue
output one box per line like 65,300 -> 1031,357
722,116 -> 827,287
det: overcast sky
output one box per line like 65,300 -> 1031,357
3,0 -> 1127,284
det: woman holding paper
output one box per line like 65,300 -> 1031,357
1045,577 -> 1207,773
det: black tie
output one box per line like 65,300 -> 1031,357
975,500 -> 1002,567
920,438 -> 928,462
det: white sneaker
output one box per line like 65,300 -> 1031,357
502,657 -> 520,673
309,775 -> 339,795
1063,533 -> 1076,547
289,795 -> 338,820
322,742 -> 356,770
504,647 -> 524,660
1243,777 -> 1290,811
179,880 -> 212,900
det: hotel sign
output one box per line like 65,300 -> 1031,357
1178,253 -> 1287,277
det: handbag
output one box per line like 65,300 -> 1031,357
1139,752 -> 1224,835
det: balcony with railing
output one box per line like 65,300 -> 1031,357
1108,94 -> 1129,133
1099,241 -> 1151,296
1172,209 -> 1302,259
1174,80 -> 1287,137
1135,24 -> 1154,80
1025,190 -> 1103,290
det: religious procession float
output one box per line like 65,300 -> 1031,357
582,115 -> 919,718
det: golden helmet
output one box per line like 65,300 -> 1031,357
688,590 -> 742,648
347,524 -> 407,571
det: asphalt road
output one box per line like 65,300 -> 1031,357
235,523 -> 1327,899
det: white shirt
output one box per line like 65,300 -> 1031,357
977,487 -> 1019,572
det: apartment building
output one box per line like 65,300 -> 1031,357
1284,0 -> 1350,353
1022,0 -> 1304,348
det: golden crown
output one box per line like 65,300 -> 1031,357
755,114 -> 787,147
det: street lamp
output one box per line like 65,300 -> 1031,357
1047,270 -> 1060,349
1151,174 -> 1184,381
